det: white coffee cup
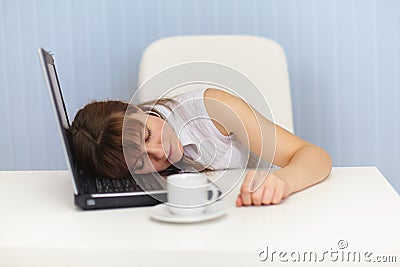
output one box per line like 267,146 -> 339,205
167,173 -> 220,217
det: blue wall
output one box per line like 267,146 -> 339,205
0,0 -> 399,193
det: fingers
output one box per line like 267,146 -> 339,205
248,169 -> 268,193
237,171 -> 289,207
271,184 -> 284,204
236,194 -> 243,207
261,184 -> 275,205
239,171 -> 254,206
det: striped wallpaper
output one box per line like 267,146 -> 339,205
0,0 -> 399,193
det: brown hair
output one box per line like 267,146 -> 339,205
68,99 -> 208,180
68,100 -> 142,179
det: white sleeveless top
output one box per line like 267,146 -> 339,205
154,88 -> 251,170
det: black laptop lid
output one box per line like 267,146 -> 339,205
38,48 -> 80,195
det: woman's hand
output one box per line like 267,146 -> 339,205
236,169 -> 292,206
204,89 -> 332,201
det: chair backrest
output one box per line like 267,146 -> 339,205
137,35 -> 294,133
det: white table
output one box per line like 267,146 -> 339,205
0,167 -> 399,267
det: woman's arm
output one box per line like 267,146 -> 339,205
203,88 -> 332,205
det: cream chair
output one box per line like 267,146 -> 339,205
137,35 -> 294,133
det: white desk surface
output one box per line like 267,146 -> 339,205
0,167 -> 399,267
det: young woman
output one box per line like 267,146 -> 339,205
69,88 -> 332,207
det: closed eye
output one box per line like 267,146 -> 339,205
145,127 -> 152,143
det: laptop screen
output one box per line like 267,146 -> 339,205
38,48 -> 80,195
47,63 -> 70,129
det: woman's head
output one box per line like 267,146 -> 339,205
68,100 -> 184,179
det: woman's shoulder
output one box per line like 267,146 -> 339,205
170,87 -> 208,102
172,87 -> 232,99
176,88 -> 232,137
171,88 -> 239,109
203,88 -> 245,105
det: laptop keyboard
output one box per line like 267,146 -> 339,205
94,177 -> 142,193
93,176 -> 164,194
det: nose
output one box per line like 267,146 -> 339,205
146,143 -> 165,160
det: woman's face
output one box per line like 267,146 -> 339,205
128,112 -> 183,174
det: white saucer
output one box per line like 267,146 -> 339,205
150,201 -> 226,223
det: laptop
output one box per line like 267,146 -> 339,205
38,47 -> 187,210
